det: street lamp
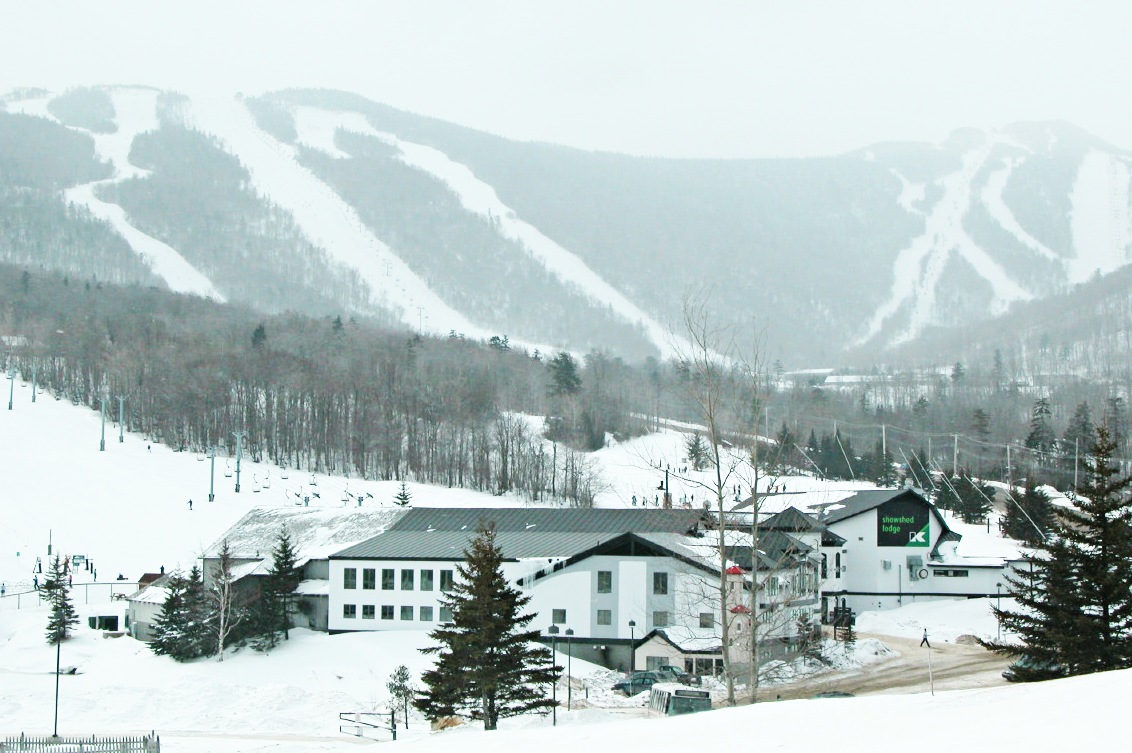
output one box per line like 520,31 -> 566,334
628,619 -> 636,673
547,625 -> 559,726
565,628 -> 574,710
996,582 -> 1003,642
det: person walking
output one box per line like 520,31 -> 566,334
920,628 -> 931,648
188,499 -> 193,510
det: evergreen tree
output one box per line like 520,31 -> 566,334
1063,401 -> 1096,458
1105,396 -> 1127,453
971,408 -> 991,441
387,664 -> 418,727
546,352 -> 581,397
1025,398 -> 1056,454
151,567 -> 211,660
251,528 -> 303,650
985,427 -> 1132,678
415,521 -> 559,730
685,433 -> 710,471
953,473 -> 994,524
43,555 -> 78,644
1002,480 -> 1053,545
394,481 -> 413,507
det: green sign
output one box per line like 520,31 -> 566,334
877,497 -> 930,547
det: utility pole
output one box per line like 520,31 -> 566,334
209,445 -> 217,502
953,434 -> 958,475
31,363 -> 37,403
232,431 -> 245,492
882,424 -> 887,458
6,368 -> 13,410
116,396 -> 125,443
1074,439 -> 1079,491
99,397 -> 107,451
1006,445 -> 1013,491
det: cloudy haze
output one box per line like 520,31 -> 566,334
2,0 -> 1129,157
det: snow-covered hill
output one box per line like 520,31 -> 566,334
3,87 -> 1130,363
0,368 -> 1106,752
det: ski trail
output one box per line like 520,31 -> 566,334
1070,150 -> 1132,285
291,106 -> 689,360
8,88 -> 226,299
981,157 -> 1061,263
187,96 -> 481,338
859,136 -> 1033,347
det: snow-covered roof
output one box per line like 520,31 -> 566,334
294,579 -> 330,596
203,506 -> 406,560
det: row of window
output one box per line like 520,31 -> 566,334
933,569 -> 970,577
342,604 -> 454,621
343,567 -> 454,592
595,570 -> 669,595
555,608 -> 682,628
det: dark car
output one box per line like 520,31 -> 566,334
612,671 -> 662,696
1002,655 -> 1064,682
654,664 -> 694,685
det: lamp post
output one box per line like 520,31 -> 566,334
565,628 -> 574,710
547,625 -> 559,726
628,619 -> 636,673
996,582 -> 1002,642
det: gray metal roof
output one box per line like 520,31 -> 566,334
333,508 -> 708,562
384,507 -> 704,534
333,529 -> 630,561
817,489 -> 923,524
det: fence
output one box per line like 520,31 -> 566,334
0,583 -> 135,612
0,733 -> 159,752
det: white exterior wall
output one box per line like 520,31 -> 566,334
823,507 -> 1007,615
328,554 -> 721,643
329,559 -> 461,632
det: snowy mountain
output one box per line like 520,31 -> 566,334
2,86 -> 1130,363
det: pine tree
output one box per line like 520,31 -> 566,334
415,521 -> 559,731
953,474 -> 994,524
985,427 -> 1132,678
394,481 -> 413,507
971,408 -> 991,441
546,352 -> 581,397
387,664 -> 418,727
1063,401 -> 1096,454
685,433 -> 710,471
1002,480 -> 1053,545
250,528 -> 302,650
43,555 -> 78,644
151,567 -> 211,661
1025,398 -> 1056,454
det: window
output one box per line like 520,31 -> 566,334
440,569 -> 454,592
767,577 -> 779,597
382,569 -> 394,590
420,606 -> 434,621
362,605 -> 375,620
343,604 -> 357,619
653,572 -> 669,595
362,568 -> 376,590
597,609 -> 612,625
699,612 -> 714,629
439,606 -> 453,622
653,610 -> 669,628
835,553 -> 842,579
420,569 -> 434,591
821,554 -> 828,579
343,568 -> 357,589
401,569 -> 415,590
552,608 -> 566,624
400,606 -> 414,621
381,605 -> 394,620
597,570 -> 612,593
933,569 -> 970,578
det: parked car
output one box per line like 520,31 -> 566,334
654,664 -> 694,685
612,671 -> 662,696
1002,655 -> 1064,682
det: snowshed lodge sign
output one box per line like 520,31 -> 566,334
876,497 -> 930,547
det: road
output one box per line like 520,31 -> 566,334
761,632 -> 1012,701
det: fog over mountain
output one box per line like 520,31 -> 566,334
1,2 -> 1129,366
2,85 -> 1129,365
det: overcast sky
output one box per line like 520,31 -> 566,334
1,0 -> 1128,158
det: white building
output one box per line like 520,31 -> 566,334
814,488 -> 1016,617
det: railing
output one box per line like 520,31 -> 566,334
0,583 -> 135,612
0,733 -> 159,752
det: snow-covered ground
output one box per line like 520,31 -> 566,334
1,385 -> 1105,752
